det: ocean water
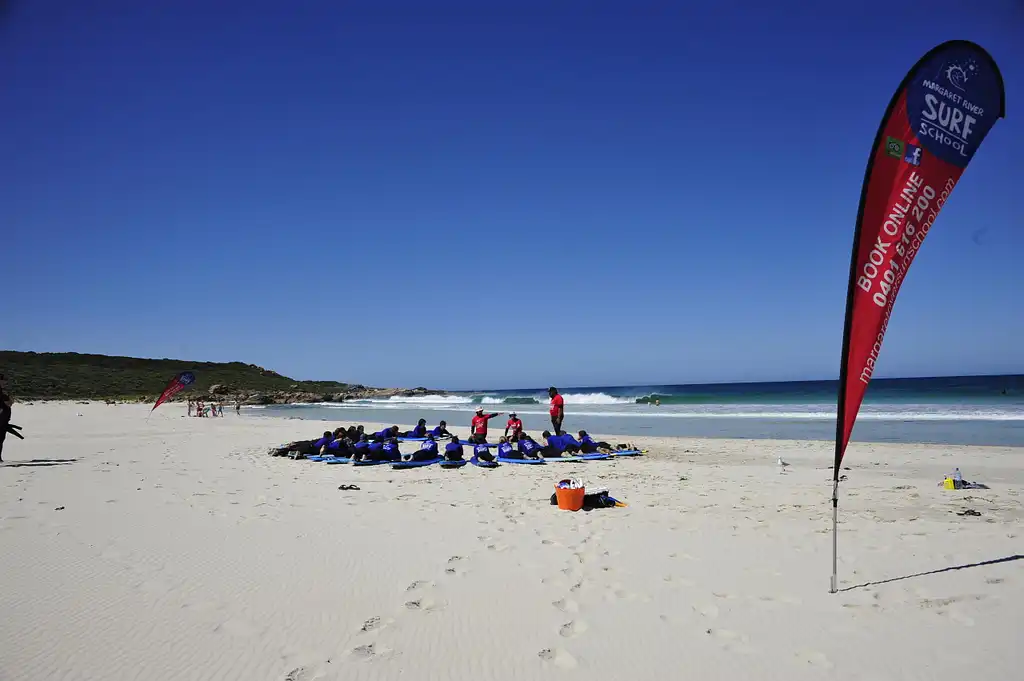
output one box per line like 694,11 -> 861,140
249,375 -> 1024,447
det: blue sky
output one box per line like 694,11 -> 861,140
1,1 -> 1022,390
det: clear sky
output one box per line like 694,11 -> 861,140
1,1 -> 1022,390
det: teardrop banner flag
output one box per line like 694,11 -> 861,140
151,371 -> 196,412
830,41 -> 1005,593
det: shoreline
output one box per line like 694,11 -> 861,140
2,402 -> 1021,680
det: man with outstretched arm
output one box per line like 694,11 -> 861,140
469,407 -> 502,444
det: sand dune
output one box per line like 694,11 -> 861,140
1,402 -> 1021,680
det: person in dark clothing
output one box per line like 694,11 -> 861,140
578,430 -> 612,454
472,441 -> 494,462
270,431 -> 333,457
496,437 -> 515,460
382,437 -> 402,461
559,431 -> 582,454
516,433 -> 543,460
407,435 -> 439,462
444,436 -> 465,461
430,421 -> 451,438
1,388 -> 21,462
346,425 -> 363,442
366,438 -> 387,461
404,419 -> 428,438
540,430 -> 568,458
374,425 -> 400,440
352,435 -> 371,461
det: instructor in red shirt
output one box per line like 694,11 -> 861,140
504,412 -> 524,441
470,407 -> 502,444
548,386 -> 564,434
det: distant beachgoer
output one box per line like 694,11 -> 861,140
654,398 -> 661,407
444,436 -> 465,461
217,404 -> 224,417
504,412 -> 523,441
407,435 -> 439,462
187,400 -> 194,417
404,419 -> 428,438
430,421 -> 451,438
470,407 -> 501,444
235,402 -> 241,415
548,387 -> 564,433
1,387 -> 20,462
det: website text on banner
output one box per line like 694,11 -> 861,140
830,40 -> 1005,594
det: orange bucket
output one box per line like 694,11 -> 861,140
555,485 -> 586,511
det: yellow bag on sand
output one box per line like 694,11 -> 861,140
943,477 -> 955,490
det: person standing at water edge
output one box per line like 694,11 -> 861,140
470,407 -> 501,444
548,387 -> 564,433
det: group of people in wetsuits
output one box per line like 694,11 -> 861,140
271,400 -> 614,463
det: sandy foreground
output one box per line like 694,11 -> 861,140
0,403 -> 1021,681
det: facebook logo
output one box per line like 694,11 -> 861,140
904,144 -> 922,166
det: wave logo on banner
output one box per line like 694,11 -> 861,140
830,41 -> 1005,593
151,371 -> 197,412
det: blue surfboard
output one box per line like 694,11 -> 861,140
353,459 -> 396,466
609,449 -> 643,457
397,436 -> 430,442
324,457 -> 352,464
497,456 -> 546,465
470,456 -> 499,468
392,457 -> 442,469
440,459 -> 468,469
550,453 -> 612,462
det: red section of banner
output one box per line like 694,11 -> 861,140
838,93 -> 965,458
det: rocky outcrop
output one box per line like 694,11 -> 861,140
186,385 -> 443,406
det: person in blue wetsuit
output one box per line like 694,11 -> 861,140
382,437 -> 402,461
311,431 -> 334,451
352,435 -> 371,461
560,431 -> 582,454
407,435 -> 439,462
403,419 -> 428,438
430,421 -> 451,438
540,430 -> 568,458
578,430 -> 611,454
495,436 -> 514,460
366,437 -> 386,461
444,436 -> 465,461
473,441 -> 495,462
516,434 -> 542,459
374,425 -> 400,440
323,435 -> 353,458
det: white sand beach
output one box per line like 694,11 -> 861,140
1,402 -> 1021,681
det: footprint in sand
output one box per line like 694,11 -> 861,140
360,616 -> 385,633
349,642 -> 390,661
538,648 -> 578,669
795,651 -> 833,668
406,580 -> 432,592
558,619 -> 589,638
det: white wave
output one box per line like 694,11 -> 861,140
559,392 -> 634,404
481,397 -> 506,404
358,395 -> 474,405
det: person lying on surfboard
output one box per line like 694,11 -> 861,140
515,433 -> 543,460
352,435 -> 371,461
382,437 -> 402,462
403,419 -> 429,438
444,435 -> 465,461
496,436 -> 515,460
578,430 -> 613,454
428,420 -> 451,438
405,435 -> 439,462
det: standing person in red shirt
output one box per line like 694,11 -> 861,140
504,412 -> 524,441
470,407 -> 501,444
548,386 -> 564,434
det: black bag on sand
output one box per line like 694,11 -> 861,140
549,491 -> 617,510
